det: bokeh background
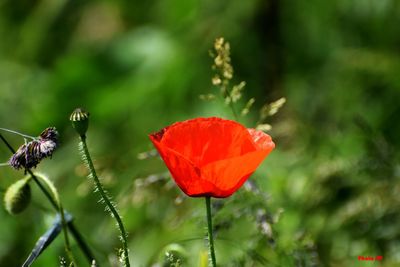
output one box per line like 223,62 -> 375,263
1,0 -> 400,266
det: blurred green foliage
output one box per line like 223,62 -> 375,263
1,0 -> 400,266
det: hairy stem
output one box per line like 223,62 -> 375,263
79,136 -> 130,267
205,196 -> 217,267
0,133 -> 96,265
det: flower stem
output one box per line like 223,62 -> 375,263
0,127 -> 36,140
35,173 -> 76,266
205,196 -> 217,267
79,136 -> 130,267
59,203 -> 76,265
0,133 -> 96,265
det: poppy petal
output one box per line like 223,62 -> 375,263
149,117 -> 275,198
202,148 -> 274,197
150,135 -> 219,196
159,117 -> 255,167
247,128 -> 274,150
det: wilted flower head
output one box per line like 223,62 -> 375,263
39,127 -> 58,142
9,144 -> 31,169
9,127 -> 59,170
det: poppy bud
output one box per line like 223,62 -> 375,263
4,177 -> 31,215
70,108 -> 90,137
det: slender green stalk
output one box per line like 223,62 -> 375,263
205,196 -> 217,267
60,203 -> 75,266
226,94 -> 239,121
229,104 -> 239,121
0,127 -> 36,140
32,175 -> 96,265
35,173 -> 76,265
0,133 -> 96,265
67,223 -> 96,264
219,83 -> 239,122
79,136 -> 130,267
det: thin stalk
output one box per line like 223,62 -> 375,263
0,127 -> 36,140
35,173 -> 76,265
220,84 -> 239,122
227,98 -> 239,121
225,85 -> 239,121
60,203 -> 75,265
205,196 -> 217,267
0,133 -> 96,265
79,135 -> 130,267
67,223 -> 95,264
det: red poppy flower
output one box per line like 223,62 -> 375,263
149,117 -> 275,198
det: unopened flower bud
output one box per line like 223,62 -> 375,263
4,177 -> 31,215
70,108 -> 90,137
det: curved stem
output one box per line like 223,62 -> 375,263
0,127 -> 36,140
205,196 -> 217,267
79,136 -> 130,267
0,133 -> 96,265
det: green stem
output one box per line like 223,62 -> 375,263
79,136 -> 130,267
67,223 -> 96,265
60,203 -> 76,266
35,173 -> 76,266
0,127 -> 36,140
221,84 -> 239,122
205,196 -> 217,267
228,101 -> 239,121
0,133 -> 96,265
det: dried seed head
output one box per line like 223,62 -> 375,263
70,108 -> 90,137
39,140 -> 57,157
39,127 -> 58,143
9,144 -> 29,169
10,142 -> 42,169
4,177 -> 31,215
9,127 -> 59,170
211,37 -> 234,94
